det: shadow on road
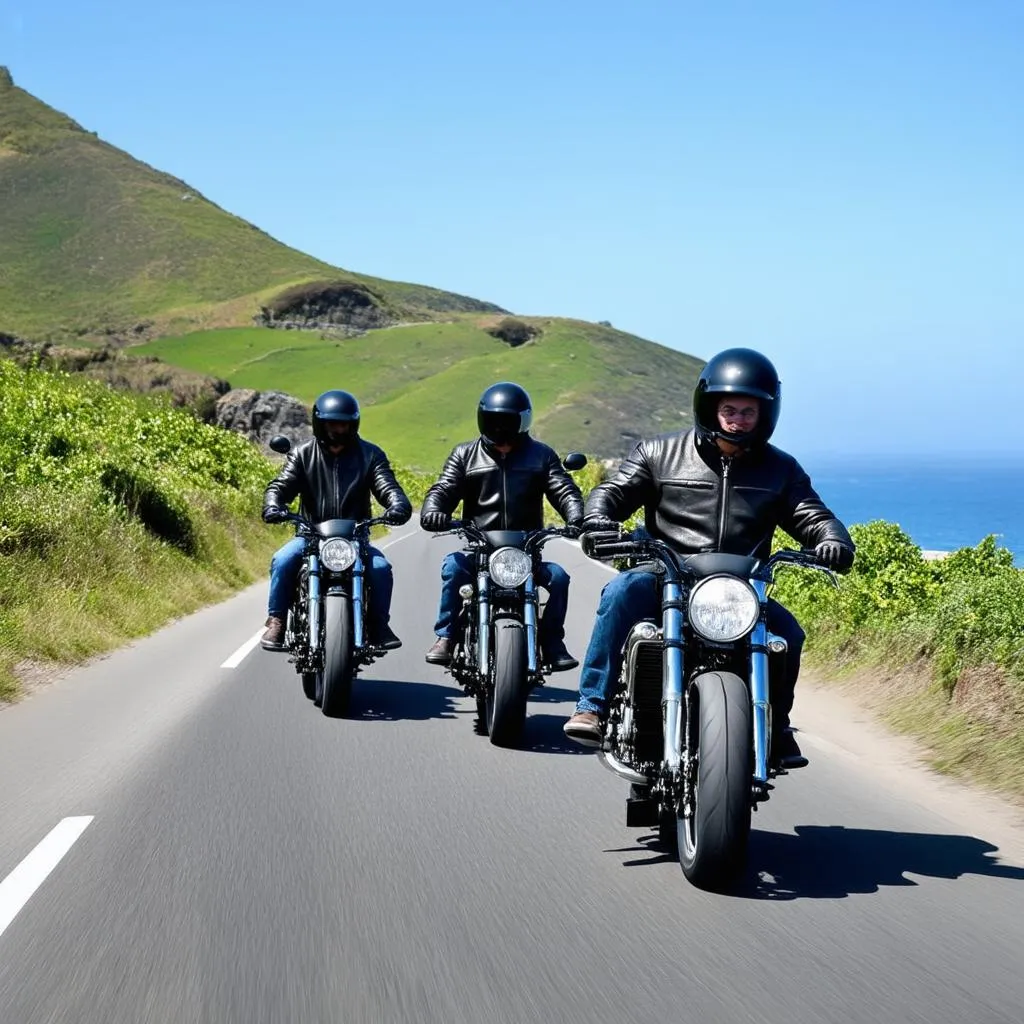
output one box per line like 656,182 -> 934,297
521,713 -> 594,755
351,678 -> 462,721
735,825 -> 1024,900
527,684 -> 579,705
607,825 -> 1024,895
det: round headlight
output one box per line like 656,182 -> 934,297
688,576 -> 759,642
489,547 -> 532,588
319,537 -> 356,573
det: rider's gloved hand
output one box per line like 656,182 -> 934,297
262,506 -> 291,524
563,518 -> 584,540
815,540 -> 855,573
420,510 -> 452,533
581,514 -> 620,535
382,507 -> 410,526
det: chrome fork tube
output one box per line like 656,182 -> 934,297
524,574 -> 538,673
662,581 -> 684,769
750,580 -> 770,783
477,570 -> 490,674
307,554 -> 322,654
351,550 -> 365,649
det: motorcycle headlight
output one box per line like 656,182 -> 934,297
687,576 -> 759,642
489,547 -> 532,588
319,537 -> 356,573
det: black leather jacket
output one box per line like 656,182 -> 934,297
421,436 -> 584,530
585,429 -> 853,559
263,437 -> 412,525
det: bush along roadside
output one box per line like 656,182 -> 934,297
771,521 -> 1024,797
0,358 -> 446,701
0,359 -> 285,700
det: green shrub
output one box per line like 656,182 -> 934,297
486,317 -> 540,347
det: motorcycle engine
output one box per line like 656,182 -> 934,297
619,620 -> 664,768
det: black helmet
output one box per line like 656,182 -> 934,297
693,348 -> 781,448
312,389 -> 360,445
477,382 -> 532,445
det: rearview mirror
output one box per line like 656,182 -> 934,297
563,452 -> 588,471
268,434 -> 292,454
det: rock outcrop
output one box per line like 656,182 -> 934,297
214,389 -> 311,449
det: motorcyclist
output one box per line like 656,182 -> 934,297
419,381 -> 585,672
260,389 -> 412,652
563,348 -> 855,768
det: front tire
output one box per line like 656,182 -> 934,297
678,671 -> 752,890
320,592 -> 354,718
487,619 -> 528,747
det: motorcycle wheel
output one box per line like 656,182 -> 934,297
319,592 -> 354,719
486,619 -> 528,747
678,670 -> 752,891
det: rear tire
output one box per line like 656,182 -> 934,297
320,593 -> 354,718
487,620 -> 528,747
678,671 -> 752,890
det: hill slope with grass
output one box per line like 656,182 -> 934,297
136,318 -> 705,467
0,68 -> 502,343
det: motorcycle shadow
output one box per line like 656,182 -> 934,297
350,677 -> 462,722
527,684 -> 580,704
521,713 -> 596,755
736,825 -> 1024,900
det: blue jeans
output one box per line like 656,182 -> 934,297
268,537 -> 395,632
575,569 -> 805,726
433,551 -> 571,650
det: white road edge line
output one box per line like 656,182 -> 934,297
221,526 -> 421,668
0,816 -> 94,939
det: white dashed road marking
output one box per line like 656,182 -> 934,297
0,816 -> 94,939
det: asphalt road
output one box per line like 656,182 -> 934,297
1,526 -> 1023,1024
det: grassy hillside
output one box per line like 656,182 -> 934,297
136,319 -> 706,467
0,69 -> 501,342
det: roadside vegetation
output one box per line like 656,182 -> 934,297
0,359 -> 438,701
773,522 -> 1024,798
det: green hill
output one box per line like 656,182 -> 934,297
2,69 -> 706,463
137,320 -> 705,467
0,67 -> 501,342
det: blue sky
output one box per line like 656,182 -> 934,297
3,1 -> 1021,457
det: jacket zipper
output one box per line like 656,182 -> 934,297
501,453 -> 509,529
717,456 -> 732,549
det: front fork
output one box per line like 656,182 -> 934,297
663,580 -> 781,787
474,570 -> 539,675
307,554 -> 322,656
308,550 -> 365,654
662,581 -> 684,770
349,550 -> 366,649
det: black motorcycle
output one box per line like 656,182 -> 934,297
268,436 -> 392,718
431,453 -> 588,747
581,529 -> 835,890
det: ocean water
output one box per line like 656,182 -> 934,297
801,455 -> 1024,563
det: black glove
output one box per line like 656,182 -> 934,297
421,510 -> 452,533
582,515 -> 620,535
815,540 -> 855,573
262,506 -> 291,525
563,518 -> 583,540
382,508 -> 408,526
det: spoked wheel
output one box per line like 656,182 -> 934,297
678,671 -> 752,891
319,592 -> 354,718
487,620 -> 528,747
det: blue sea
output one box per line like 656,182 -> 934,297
801,455 -> 1024,564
